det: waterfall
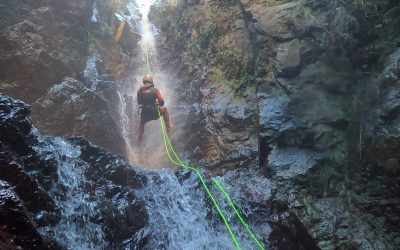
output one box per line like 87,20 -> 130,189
91,0 -> 98,23
37,137 -> 107,249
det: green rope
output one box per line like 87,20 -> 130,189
212,178 -> 265,250
146,44 -> 152,75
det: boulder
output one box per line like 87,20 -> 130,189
276,39 -> 302,77
250,2 -> 299,41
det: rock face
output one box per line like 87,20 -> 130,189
153,0 -> 400,249
0,92 -> 148,248
31,77 -> 129,156
0,0 -> 93,103
0,181 -> 46,249
0,0 -> 141,159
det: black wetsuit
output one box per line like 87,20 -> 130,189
137,83 -> 160,124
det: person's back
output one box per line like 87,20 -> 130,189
137,83 -> 157,107
137,75 -> 172,142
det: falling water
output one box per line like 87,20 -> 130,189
91,0 -> 98,23
83,56 -> 99,91
37,137 -> 107,249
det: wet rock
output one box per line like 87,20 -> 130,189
268,147 -> 323,179
100,199 -> 148,245
0,0 -> 94,103
0,93 -> 149,248
269,211 -> 321,250
258,93 -> 294,143
213,168 -> 320,250
32,78 -> 127,157
0,180 -> 45,249
276,39 -> 302,77
248,2 -> 299,41
197,84 -> 259,172
70,137 -> 147,189
0,93 -> 59,217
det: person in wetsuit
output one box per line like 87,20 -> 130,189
137,75 -> 172,142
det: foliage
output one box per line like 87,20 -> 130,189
217,46 -> 253,79
185,19 -> 219,60
212,46 -> 255,95
366,5 -> 400,54
187,38 -> 204,59
198,19 -> 219,49
291,1 -> 360,52
211,68 -> 254,96
265,0 -> 291,6
338,0 -> 391,16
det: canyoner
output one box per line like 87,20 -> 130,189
137,75 -> 172,143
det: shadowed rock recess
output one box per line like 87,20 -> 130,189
1,0 -> 400,249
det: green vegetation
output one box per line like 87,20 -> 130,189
211,68 -> 254,95
365,5 -> 400,55
265,0 -> 291,6
217,46 -> 252,79
186,21 -> 255,95
186,19 -> 219,62
212,46 -> 254,95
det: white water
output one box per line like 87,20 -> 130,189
129,168 -> 269,250
134,170 -> 235,249
117,89 -> 136,163
83,56 -> 99,90
37,137 -> 107,249
91,0 -> 98,23
33,137 -> 265,249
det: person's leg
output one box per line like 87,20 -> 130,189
160,107 -> 172,131
138,122 -> 145,142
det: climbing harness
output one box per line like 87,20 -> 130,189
143,29 -> 265,250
